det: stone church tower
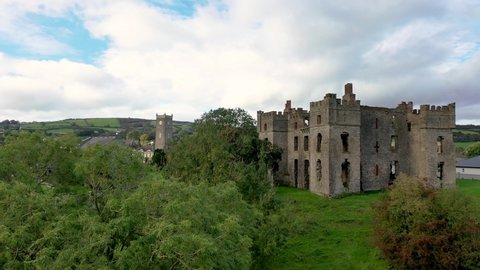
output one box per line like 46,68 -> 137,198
155,113 -> 173,150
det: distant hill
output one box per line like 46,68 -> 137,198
454,124 -> 480,148
17,118 -> 193,139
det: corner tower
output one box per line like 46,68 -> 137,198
155,113 -> 173,150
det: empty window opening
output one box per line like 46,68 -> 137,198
390,135 -> 398,151
375,164 -> 379,177
389,161 -> 398,183
407,122 -> 411,132
437,136 -> 444,154
294,136 -> 298,151
375,118 -> 378,129
341,159 -> 350,188
294,159 -> 299,187
317,115 -> 322,124
304,160 -> 310,189
264,138 -> 269,142
437,162 -> 444,180
391,115 -> 396,127
294,122 -> 298,130
316,159 -> 322,181
304,136 -> 309,151
341,132 -> 349,152
263,123 -> 267,131
304,117 -> 309,127
316,133 -> 322,152
375,141 -> 379,153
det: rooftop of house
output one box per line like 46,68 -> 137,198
456,156 -> 480,168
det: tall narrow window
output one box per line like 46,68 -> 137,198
294,122 -> 298,130
390,161 -> 398,180
341,159 -> 350,188
317,115 -> 321,124
437,162 -> 444,180
375,118 -> 378,129
304,160 -> 310,189
263,123 -> 267,131
294,159 -> 299,187
375,141 -> 379,153
316,133 -> 322,152
304,136 -> 309,151
437,136 -> 444,153
375,164 -> 379,177
390,135 -> 397,151
294,136 -> 298,151
407,122 -> 412,132
341,132 -> 349,152
316,159 -> 322,181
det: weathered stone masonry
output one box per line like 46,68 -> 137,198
257,83 -> 456,196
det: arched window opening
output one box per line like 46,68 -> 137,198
437,136 -> 444,153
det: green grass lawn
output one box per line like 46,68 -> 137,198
455,141 -> 477,148
268,179 -> 480,269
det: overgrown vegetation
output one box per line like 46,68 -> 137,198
0,108 -> 287,269
464,141 -> 480,158
372,175 -> 480,269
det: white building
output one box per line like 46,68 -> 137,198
456,156 -> 480,180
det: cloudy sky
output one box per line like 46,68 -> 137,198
0,0 -> 479,123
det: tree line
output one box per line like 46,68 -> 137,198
0,108 -> 286,269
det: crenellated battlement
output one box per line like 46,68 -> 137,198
257,110 -> 287,118
256,82 -> 456,197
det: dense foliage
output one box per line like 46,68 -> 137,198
0,108 -> 287,269
166,108 -> 282,203
464,141 -> 480,158
372,175 -> 480,269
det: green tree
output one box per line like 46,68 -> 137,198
464,141 -> 480,157
152,148 -> 167,168
166,108 -> 281,203
0,132 -> 80,186
139,133 -> 149,146
372,175 -> 480,269
74,143 -> 149,220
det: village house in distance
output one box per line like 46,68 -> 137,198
257,83 -> 456,197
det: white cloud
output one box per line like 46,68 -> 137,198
0,0 -> 479,123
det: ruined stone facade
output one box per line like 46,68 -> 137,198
155,113 -> 173,150
257,83 -> 456,196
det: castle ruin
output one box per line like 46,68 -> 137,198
257,83 -> 456,196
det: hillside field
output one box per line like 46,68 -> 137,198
267,179 -> 480,269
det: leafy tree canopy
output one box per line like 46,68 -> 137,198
464,141 -> 480,157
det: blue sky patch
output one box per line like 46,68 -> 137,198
145,0 -> 216,17
0,12 -> 108,64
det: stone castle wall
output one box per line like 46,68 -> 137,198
257,83 -> 456,196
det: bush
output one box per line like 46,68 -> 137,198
372,175 -> 480,269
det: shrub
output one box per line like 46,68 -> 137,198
372,175 -> 480,269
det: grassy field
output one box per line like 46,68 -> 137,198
455,141 -> 477,148
268,179 -> 480,269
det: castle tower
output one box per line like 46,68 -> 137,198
155,114 -> 173,150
